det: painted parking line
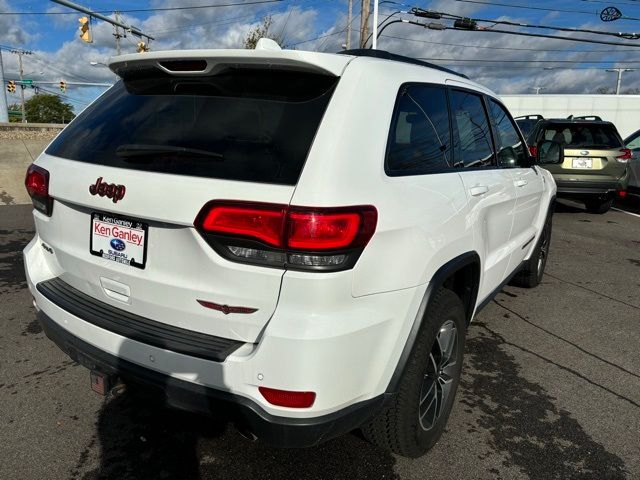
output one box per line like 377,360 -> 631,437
612,207 -> 640,218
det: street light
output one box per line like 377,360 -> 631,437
606,68 -> 635,95
89,61 -> 108,67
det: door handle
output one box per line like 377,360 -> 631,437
469,185 -> 489,196
514,178 -> 528,187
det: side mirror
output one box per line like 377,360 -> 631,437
536,140 -> 564,165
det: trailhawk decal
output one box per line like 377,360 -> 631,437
89,177 -> 126,203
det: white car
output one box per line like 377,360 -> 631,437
23,44 -> 560,458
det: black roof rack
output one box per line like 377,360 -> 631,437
515,114 -> 544,120
337,49 -> 468,79
568,115 -> 603,121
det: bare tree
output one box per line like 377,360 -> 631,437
243,16 -> 284,49
596,86 -> 614,94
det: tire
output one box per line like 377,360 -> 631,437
510,213 -> 552,288
585,198 -> 613,214
362,288 -> 466,458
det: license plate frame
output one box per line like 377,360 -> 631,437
90,212 -> 148,269
571,158 -> 593,169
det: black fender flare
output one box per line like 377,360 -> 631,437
385,251 -> 480,394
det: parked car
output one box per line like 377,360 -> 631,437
526,117 -> 630,213
23,45 -> 560,458
623,129 -> 640,196
515,114 -> 544,138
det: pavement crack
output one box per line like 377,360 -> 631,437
476,323 -> 640,410
462,321 -> 629,479
546,273 -> 640,310
493,298 -> 640,381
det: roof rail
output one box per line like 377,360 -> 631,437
571,115 -> 603,121
515,114 -> 544,120
337,49 -> 468,79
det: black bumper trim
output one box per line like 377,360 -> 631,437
36,277 -> 243,362
37,311 -> 389,447
555,180 -> 620,196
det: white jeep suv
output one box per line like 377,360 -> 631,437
23,46 -> 559,458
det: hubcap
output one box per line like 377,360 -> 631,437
418,320 -> 458,431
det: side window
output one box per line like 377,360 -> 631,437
627,133 -> 640,150
386,84 -> 453,176
488,99 -> 527,167
450,90 -> 494,168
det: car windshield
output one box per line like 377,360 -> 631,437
45,66 -> 338,185
540,123 -> 622,149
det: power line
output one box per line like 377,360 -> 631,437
451,0 -> 640,20
380,33 -> 640,53
0,0 -> 285,15
418,57 -> 640,64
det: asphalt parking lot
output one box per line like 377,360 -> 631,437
1,199 -> 639,480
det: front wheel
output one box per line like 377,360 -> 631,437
362,288 -> 466,458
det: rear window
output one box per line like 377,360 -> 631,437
538,123 -> 622,149
46,67 -> 338,185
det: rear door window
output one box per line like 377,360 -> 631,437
386,84 -> 453,175
45,67 -> 338,185
450,90 -> 495,168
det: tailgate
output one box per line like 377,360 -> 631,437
31,61 -> 340,343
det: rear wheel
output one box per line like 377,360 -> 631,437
510,213 -> 552,288
362,288 -> 465,458
585,197 -> 613,214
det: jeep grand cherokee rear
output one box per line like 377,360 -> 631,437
24,47 -> 557,458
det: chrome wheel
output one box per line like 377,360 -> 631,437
418,320 -> 458,431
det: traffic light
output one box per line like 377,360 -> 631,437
7,80 -> 16,93
79,16 -> 92,43
60,81 -> 66,93
136,41 -> 149,53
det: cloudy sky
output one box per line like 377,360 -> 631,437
3,0 -> 640,111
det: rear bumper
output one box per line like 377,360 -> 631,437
555,180 -> 622,196
37,309 -> 390,447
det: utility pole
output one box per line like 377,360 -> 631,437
371,0 -> 379,49
11,49 -> 32,123
359,0 -> 370,49
0,49 -> 8,123
606,68 -> 635,95
346,0 -> 353,50
114,11 -> 122,55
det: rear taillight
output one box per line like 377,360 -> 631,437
617,148 -> 632,163
194,201 -> 377,271
528,145 -> 537,157
25,164 -> 53,216
259,387 -> 316,408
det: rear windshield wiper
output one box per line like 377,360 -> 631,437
116,144 -> 224,160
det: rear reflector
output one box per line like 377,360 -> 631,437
528,145 -> 538,157
258,387 -> 316,408
25,164 -> 53,216
617,148 -> 632,163
618,190 -> 627,199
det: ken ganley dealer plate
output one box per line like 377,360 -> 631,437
90,212 -> 148,269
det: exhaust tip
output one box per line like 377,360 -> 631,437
235,423 -> 257,442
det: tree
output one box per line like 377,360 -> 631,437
7,102 -> 21,122
24,94 -> 75,124
596,87 -> 614,94
243,15 -> 284,49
